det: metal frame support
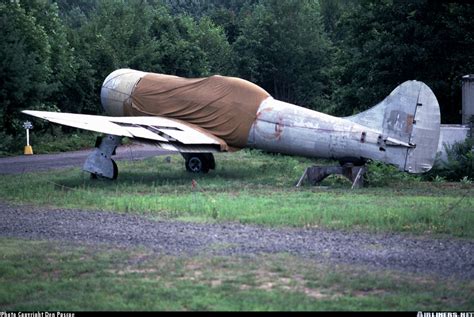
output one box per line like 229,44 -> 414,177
296,165 -> 367,189
83,134 -> 122,179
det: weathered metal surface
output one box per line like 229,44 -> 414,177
22,110 -> 222,147
25,70 -> 442,176
83,135 -> 121,179
100,69 -> 146,116
155,128 -> 215,145
114,124 -> 169,142
22,110 -> 135,138
404,82 -> 441,173
248,97 -> 377,159
248,81 -> 440,173
41,70 -> 445,174
111,116 -> 222,145
462,74 -> 474,125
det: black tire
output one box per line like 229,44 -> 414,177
184,154 -> 211,173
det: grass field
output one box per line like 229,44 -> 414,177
0,150 -> 472,238
1,238 -> 472,311
1,150 -> 473,311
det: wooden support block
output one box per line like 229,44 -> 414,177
296,165 -> 366,188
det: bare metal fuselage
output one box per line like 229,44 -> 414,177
22,69 -> 440,180
248,98 -> 381,161
101,69 -> 441,173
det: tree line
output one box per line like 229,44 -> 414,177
1,0 -> 473,144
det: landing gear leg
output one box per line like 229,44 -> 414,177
181,153 -> 215,174
83,135 -> 121,180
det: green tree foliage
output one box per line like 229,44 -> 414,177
62,0 -> 231,113
164,0 -> 257,44
55,0 -> 99,114
0,0 -> 232,144
233,0 -> 332,109
2,0 -> 474,162
21,0 -> 78,114
164,0 -> 257,18
330,1 -> 474,122
319,0 -> 356,42
0,1 -> 56,135
196,17 -> 233,75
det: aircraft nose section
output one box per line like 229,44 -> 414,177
100,69 -> 146,116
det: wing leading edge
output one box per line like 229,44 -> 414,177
22,110 -> 227,153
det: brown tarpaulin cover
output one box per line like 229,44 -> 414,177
124,73 -> 270,149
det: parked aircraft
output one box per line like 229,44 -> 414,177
23,68 -> 440,179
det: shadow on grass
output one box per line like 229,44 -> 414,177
52,162 -> 288,191
42,152 -> 473,199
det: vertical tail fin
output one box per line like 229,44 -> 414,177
347,81 -> 441,173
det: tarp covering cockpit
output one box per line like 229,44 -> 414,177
124,73 -> 270,149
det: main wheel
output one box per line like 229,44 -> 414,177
185,155 -> 210,173
183,153 -> 215,173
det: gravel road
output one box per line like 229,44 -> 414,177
0,144 -> 172,174
1,201 -> 472,280
1,147 -> 473,279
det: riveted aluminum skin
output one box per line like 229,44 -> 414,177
101,69 -> 147,116
247,97 -> 383,161
247,81 -> 440,173
101,70 -> 441,174
404,82 -> 440,173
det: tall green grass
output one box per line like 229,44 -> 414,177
0,150 -> 472,237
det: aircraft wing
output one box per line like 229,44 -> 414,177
22,110 -> 226,153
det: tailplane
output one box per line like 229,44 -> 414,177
347,81 -> 441,173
